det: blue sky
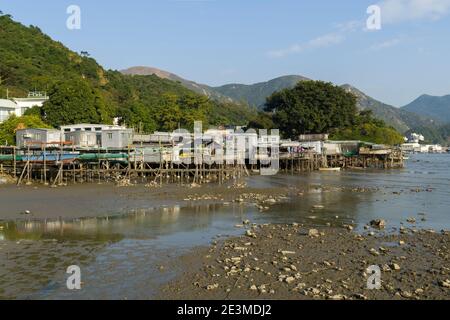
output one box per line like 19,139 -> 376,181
1,0 -> 450,106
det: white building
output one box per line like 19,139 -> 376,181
0,99 -> 17,123
16,128 -> 62,149
0,92 -> 49,123
401,143 -> 420,153
401,143 -> 444,153
60,124 -> 127,133
405,133 -> 425,144
60,124 -> 131,149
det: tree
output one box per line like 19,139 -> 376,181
157,93 -> 183,131
331,123 -> 404,145
0,115 -> 51,145
42,79 -> 110,127
178,93 -> 211,130
248,112 -> 275,129
265,81 -> 357,139
23,106 -> 43,117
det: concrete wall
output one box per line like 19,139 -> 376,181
65,131 -> 100,148
101,129 -> 134,149
16,129 -> 62,149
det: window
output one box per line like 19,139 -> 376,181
95,127 -> 102,131
85,128 -> 92,131
64,129 -> 71,132
108,133 -> 113,140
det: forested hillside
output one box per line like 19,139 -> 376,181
0,14 -> 255,133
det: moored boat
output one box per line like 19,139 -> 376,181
319,167 -> 341,172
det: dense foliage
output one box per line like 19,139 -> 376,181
264,81 -> 404,145
0,115 -> 51,145
330,110 -> 404,145
265,81 -> 357,139
247,112 -> 275,130
0,14 -> 254,135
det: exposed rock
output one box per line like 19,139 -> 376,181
439,279 -> 450,288
308,229 -> 320,237
206,283 -> 219,290
246,230 -> 257,238
370,219 -> 386,229
391,263 -> 401,271
285,277 -> 295,284
328,294 -> 347,300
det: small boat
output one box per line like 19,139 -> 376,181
319,167 -> 341,172
21,152 -> 80,164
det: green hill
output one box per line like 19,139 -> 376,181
402,94 -> 450,123
0,14 -> 254,132
340,85 -> 450,144
121,66 -> 233,103
212,75 -> 310,108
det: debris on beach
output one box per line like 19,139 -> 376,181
161,222 -> 450,300
370,219 -> 386,229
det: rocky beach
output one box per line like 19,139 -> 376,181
1,154 -> 450,299
160,222 -> 450,300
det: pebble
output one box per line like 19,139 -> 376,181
328,294 -> 346,300
285,277 -> 295,284
439,279 -> 450,288
206,283 -> 219,290
391,263 -> 401,271
246,230 -> 257,238
407,218 -> 416,224
308,229 -> 320,237
370,219 -> 386,229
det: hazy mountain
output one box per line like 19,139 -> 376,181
341,85 -> 448,143
341,85 -> 436,131
402,94 -> 450,123
122,66 -> 448,142
122,69 -> 309,108
212,75 -> 310,108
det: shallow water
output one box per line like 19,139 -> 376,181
0,153 -> 449,299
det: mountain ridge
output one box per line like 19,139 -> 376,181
402,94 -> 450,123
121,66 -> 232,102
122,66 -> 447,142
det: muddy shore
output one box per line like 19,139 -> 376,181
160,223 -> 450,300
0,181 -> 294,221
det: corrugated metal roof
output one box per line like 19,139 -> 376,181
0,99 -> 18,109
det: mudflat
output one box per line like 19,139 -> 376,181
160,223 -> 450,300
0,182 -> 292,221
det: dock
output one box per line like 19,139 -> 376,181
0,142 -> 404,187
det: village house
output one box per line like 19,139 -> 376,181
0,92 -> 49,124
16,128 -> 62,149
101,128 -> 134,149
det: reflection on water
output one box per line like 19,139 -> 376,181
0,153 -> 449,299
